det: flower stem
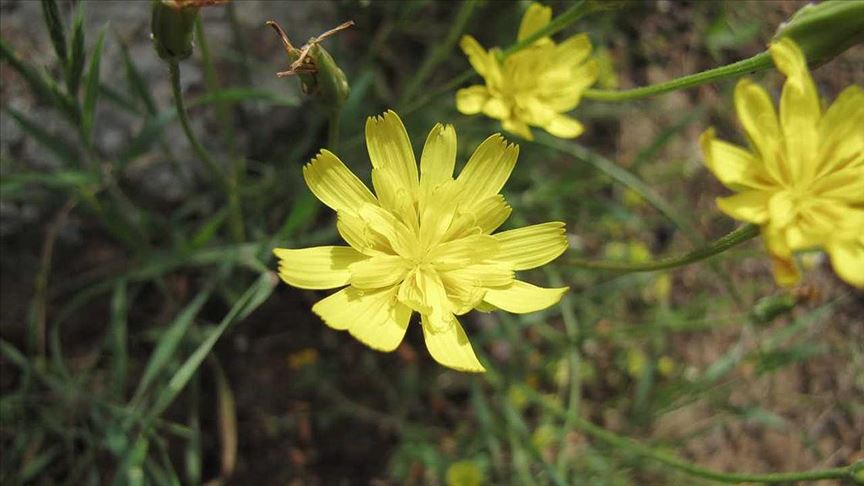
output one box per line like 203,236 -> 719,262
168,60 -> 245,242
583,51 -> 772,101
568,224 -> 760,272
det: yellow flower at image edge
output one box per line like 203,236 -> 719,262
274,111 -> 569,372
456,2 -> 598,141
701,38 -> 864,288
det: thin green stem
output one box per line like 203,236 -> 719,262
568,224 -> 760,272
583,51 -> 772,101
167,61 -> 244,242
398,0 -> 478,106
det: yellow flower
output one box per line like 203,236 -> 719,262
700,38 -> 864,288
455,3 -> 598,141
274,111 -> 569,372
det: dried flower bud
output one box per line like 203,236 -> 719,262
774,0 -> 864,66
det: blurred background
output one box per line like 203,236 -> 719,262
1,0 -> 862,484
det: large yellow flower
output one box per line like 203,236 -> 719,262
701,38 -> 863,288
274,111 -> 569,372
456,2 -> 598,141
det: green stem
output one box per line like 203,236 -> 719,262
399,0 -> 478,107
568,224 -> 760,272
583,51 -> 772,101
168,61 -> 245,242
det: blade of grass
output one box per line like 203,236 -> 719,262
4,108 -> 79,166
119,38 -> 156,115
41,0 -> 67,64
210,357 -> 237,479
108,281 -> 129,399
65,3 -> 85,95
139,273 -> 276,427
130,288 -> 212,405
81,28 -> 107,146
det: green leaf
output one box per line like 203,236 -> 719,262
109,281 -> 129,399
82,28 -> 107,144
141,273 -> 276,426
0,39 -> 76,119
4,107 -> 79,166
0,169 -> 98,200
187,209 -> 228,251
119,38 -> 157,115
20,445 -> 61,481
131,289 -> 212,403
41,0 -> 67,64
66,3 -> 86,95
113,436 -> 148,486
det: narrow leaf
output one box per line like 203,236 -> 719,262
5,107 -> 78,166
109,280 -> 129,399
41,0 -> 67,63
142,273 -> 276,425
131,289 -> 212,402
65,3 -> 86,95
82,29 -> 107,144
119,38 -> 157,115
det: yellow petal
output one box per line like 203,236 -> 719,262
700,128 -> 768,190
734,79 -> 786,185
398,266 -> 451,316
541,59 -> 598,111
430,234 -> 500,269
483,280 -> 567,313
827,239 -> 864,288
818,85 -> 864,176
716,191 -> 771,224
810,167 -> 864,202
553,33 -> 592,66
770,38 -> 820,182
767,192 -> 797,228
517,3 -> 552,42
769,252 -> 800,288
420,123 -> 457,189
422,314 -> 485,372
302,150 -> 377,213
312,286 -> 410,351
542,114 -> 584,139
274,246 -> 366,290
456,134 -> 519,207
349,255 -> 409,289
483,97 -> 510,120
460,35 -> 499,83
469,195 -> 512,234
456,85 -> 490,115
493,221 -> 568,271
502,118 -> 534,141
359,203 -> 418,257
337,211 -> 389,255
366,110 -> 419,197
